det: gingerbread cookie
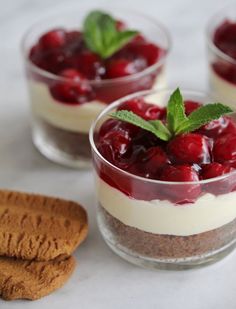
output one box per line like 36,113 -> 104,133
0,255 -> 76,300
0,190 -> 88,261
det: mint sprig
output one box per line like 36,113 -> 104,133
111,88 -> 233,141
84,10 -> 138,59
111,110 -> 171,141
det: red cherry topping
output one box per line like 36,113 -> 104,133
214,20 -> 236,59
201,162 -> 233,179
50,69 -> 93,104
213,133 -> 236,163
167,133 -> 211,165
99,130 -> 131,161
129,42 -> 161,65
184,100 -> 201,115
139,146 -> 170,178
198,116 -> 229,138
118,98 -> 165,120
106,58 -> 146,78
39,29 -> 66,50
160,165 -> 201,203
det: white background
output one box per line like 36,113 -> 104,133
0,0 -> 235,308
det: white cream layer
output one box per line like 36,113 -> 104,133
97,177 -> 236,236
29,82 -> 106,133
209,68 -> 236,109
29,71 -> 167,134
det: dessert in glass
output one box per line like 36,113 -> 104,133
90,87 -> 236,269
207,4 -> 236,108
22,8 -> 170,168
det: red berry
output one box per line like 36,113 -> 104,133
129,42 -> 161,65
201,163 -> 235,195
98,119 -> 120,139
139,146 -> 170,178
50,69 -> 93,104
39,29 -> 66,50
99,130 -> 131,159
198,117 -> 230,138
201,162 -> 233,179
75,51 -> 105,79
118,98 -> 165,120
223,117 -> 236,135
213,133 -> 236,163
160,165 -> 201,203
184,100 -> 201,115
167,133 -> 211,165
106,58 -> 146,78
116,20 -> 126,31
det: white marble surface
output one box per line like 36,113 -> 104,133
1,0 -> 236,308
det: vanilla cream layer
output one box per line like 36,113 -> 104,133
29,82 -> 106,133
97,177 -> 236,236
29,72 -> 167,134
209,68 -> 236,109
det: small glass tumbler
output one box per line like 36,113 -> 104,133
90,89 -> 236,270
21,7 -> 171,168
207,4 -> 236,109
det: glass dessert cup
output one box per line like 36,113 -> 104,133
207,4 -> 236,109
21,7 -> 171,168
90,89 -> 236,270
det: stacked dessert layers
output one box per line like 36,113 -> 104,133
26,10 -> 167,160
0,191 -> 88,300
94,89 -> 236,261
209,19 -> 236,106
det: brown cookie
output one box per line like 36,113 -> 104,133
0,190 -> 88,261
0,255 -> 76,300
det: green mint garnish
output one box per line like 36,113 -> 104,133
111,88 -> 233,141
84,10 -> 138,59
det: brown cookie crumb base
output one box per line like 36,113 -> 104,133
98,204 -> 236,259
34,116 -> 91,159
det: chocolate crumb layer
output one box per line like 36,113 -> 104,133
99,204 -> 236,259
35,117 -> 91,159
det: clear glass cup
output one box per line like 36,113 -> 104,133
21,7 -> 171,168
90,88 -> 236,270
206,4 -> 236,109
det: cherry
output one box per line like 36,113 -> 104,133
128,42 -> 161,65
213,133 -> 236,164
167,133 -> 211,165
201,162 -> 233,179
184,100 -> 201,115
139,146 -> 170,178
75,51 -> 105,80
198,116 -> 230,138
160,165 -> 201,203
214,20 -> 236,59
223,117 -> 236,135
38,29 -> 66,51
98,130 -> 131,162
50,69 -> 93,104
98,119 -> 120,139
118,98 -> 165,120
106,58 -> 146,78
116,20 -> 126,31
201,163 -> 235,195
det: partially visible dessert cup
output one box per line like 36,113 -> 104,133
90,89 -> 236,270
207,4 -> 236,109
22,8 -> 171,168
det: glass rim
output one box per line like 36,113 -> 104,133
206,3 -> 236,66
21,6 -> 171,86
89,88 -> 236,186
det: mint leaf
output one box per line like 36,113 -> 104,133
111,110 -> 171,141
84,10 -> 138,59
167,88 -> 187,133
176,103 -> 233,134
